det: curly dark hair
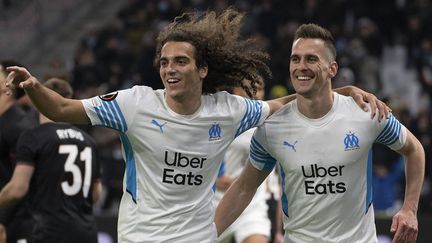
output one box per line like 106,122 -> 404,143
154,8 -> 271,98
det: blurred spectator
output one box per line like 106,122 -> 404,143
373,157 -> 405,218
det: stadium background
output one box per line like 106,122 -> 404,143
1,0 -> 431,242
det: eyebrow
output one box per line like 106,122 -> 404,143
159,55 -> 190,61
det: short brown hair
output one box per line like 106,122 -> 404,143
294,24 -> 337,61
43,78 -> 73,98
0,60 -> 26,99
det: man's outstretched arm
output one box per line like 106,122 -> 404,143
6,66 -> 89,124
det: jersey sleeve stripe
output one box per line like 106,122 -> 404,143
376,114 -> 402,146
376,114 -> 396,141
235,99 -> 263,137
113,100 -> 128,131
106,101 -> 126,132
93,100 -> 128,132
120,133 -> 137,203
380,119 -> 397,141
94,106 -> 110,127
250,137 -> 276,170
94,106 -> 108,126
101,102 -> 119,129
381,122 -> 401,145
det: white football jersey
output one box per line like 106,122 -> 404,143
250,93 -> 406,243
214,128 -> 271,242
81,86 -> 269,242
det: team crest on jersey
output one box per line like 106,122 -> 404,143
344,131 -> 360,151
99,92 -> 118,101
208,123 -> 222,141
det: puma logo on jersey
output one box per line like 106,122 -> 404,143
151,119 -> 167,133
283,140 -> 297,152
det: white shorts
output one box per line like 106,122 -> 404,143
218,185 -> 271,243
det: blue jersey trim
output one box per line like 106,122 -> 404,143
366,149 -> 373,213
93,99 -> 128,132
120,133 -> 137,203
105,101 -> 125,132
218,160 -> 226,177
250,137 -> 277,170
101,101 -> 117,129
376,114 -> 401,146
280,165 -> 289,217
235,99 -> 263,137
113,100 -> 128,132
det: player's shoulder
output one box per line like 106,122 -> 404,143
113,85 -> 158,99
336,93 -> 372,120
202,91 -> 241,110
266,100 -> 296,122
95,85 -> 162,107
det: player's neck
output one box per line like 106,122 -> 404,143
165,95 -> 202,115
296,90 -> 334,119
0,96 -> 14,115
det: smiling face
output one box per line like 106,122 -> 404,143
158,41 -> 208,103
289,38 -> 338,98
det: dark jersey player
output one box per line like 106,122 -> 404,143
0,78 -> 102,243
0,60 -> 36,243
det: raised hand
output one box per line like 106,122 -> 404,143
5,66 -> 40,92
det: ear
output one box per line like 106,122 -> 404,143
199,65 -> 208,79
329,61 -> 338,78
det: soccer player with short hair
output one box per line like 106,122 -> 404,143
215,24 -> 424,243
0,60 -> 36,243
0,78 -> 101,243
6,10 -> 387,242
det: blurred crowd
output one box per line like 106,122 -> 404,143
41,0 -> 432,215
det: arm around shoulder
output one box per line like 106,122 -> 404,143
266,94 -> 296,115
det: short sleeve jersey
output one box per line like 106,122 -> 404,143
250,93 -> 406,243
81,86 -> 269,242
15,123 -> 100,243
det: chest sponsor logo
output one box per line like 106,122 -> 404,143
208,123 -> 221,141
162,151 -> 206,186
301,163 -> 347,195
344,131 -> 360,151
